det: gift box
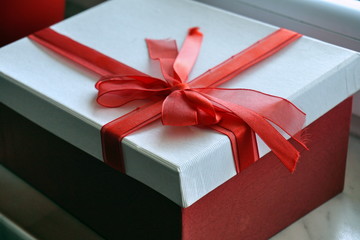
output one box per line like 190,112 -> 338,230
0,0 -> 65,47
1,0 -> 359,239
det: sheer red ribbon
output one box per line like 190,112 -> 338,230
29,27 -> 306,174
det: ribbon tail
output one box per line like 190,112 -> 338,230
207,94 -> 301,172
210,115 -> 259,173
146,38 -> 179,85
29,28 -> 148,77
173,27 -> 203,82
236,108 -> 300,172
146,27 -> 203,85
101,100 -> 163,172
201,88 -> 306,145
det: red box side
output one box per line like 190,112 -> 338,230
182,97 -> 352,240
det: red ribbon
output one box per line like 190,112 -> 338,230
29,27 -> 306,174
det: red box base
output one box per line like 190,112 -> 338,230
182,97 -> 352,240
0,97 -> 352,239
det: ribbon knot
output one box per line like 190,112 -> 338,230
162,89 -> 220,126
171,83 -> 190,91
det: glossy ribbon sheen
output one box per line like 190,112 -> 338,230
29,27 -> 306,174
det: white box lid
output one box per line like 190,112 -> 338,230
1,0 -> 359,207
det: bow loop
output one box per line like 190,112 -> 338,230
96,75 -> 170,107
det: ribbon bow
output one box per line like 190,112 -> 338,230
95,27 -> 306,173
30,27 -> 306,174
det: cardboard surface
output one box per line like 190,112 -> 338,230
0,0 -> 359,206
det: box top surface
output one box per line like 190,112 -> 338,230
1,0 -> 359,207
